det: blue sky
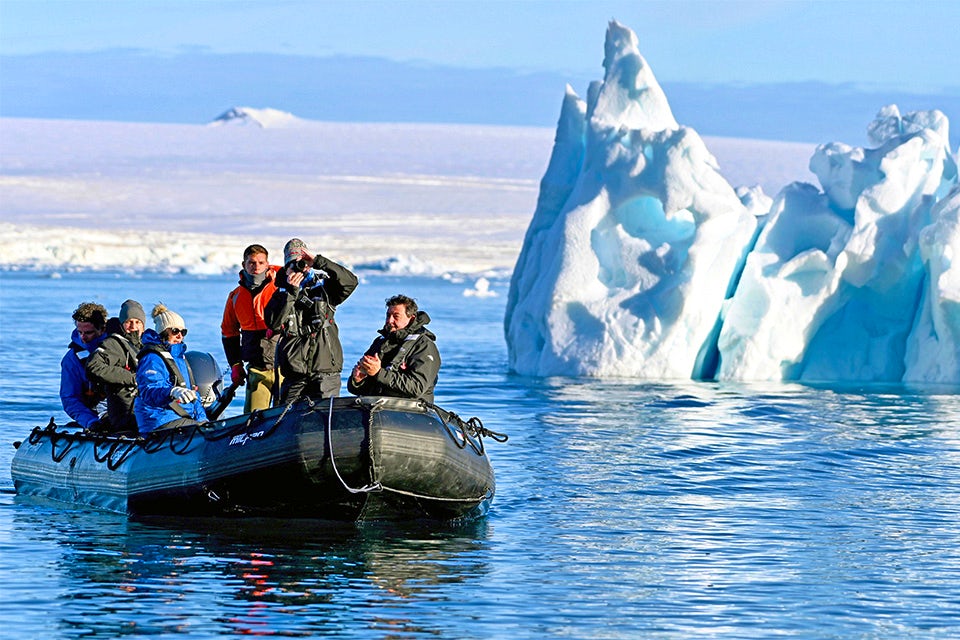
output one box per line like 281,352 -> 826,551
1,0 -> 958,92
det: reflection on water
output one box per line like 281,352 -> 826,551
7,504 -> 491,637
482,378 -> 960,637
3,273 -> 960,637
4,378 -> 960,637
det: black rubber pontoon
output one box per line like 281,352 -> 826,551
11,396 -> 503,521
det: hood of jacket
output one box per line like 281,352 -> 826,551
141,328 -> 187,357
379,310 -> 436,343
69,327 -> 107,352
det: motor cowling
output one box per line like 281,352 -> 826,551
185,351 -> 224,408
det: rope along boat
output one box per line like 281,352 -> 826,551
11,396 -> 506,521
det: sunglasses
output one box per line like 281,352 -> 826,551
168,327 -> 188,337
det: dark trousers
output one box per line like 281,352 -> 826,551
106,393 -> 138,434
280,372 -> 341,404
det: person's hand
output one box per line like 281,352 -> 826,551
170,386 -> 198,404
86,419 -> 110,434
358,353 -> 382,377
287,269 -> 305,288
231,363 -> 246,386
352,363 -> 366,382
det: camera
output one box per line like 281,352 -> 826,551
294,292 -> 314,310
287,258 -> 311,272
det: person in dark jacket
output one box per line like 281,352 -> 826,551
134,303 -> 207,433
60,301 -> 110,430
86,299 -> 146,434
264,238 -> 358,404
221,243 -> 281,413
348,294 -> 440,403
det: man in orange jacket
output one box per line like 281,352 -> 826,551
222,244 -> 281,413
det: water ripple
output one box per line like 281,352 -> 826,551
4,274 -> 960,637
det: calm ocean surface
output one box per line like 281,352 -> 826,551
2,270 -> 959,638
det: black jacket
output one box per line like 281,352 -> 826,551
264,254 -> 358,377
86,328 -> 143,431
347,311 -> 440,403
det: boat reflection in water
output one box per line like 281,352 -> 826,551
10,503 -> 492,637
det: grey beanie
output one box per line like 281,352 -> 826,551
283,238 -> 308,265
119,299 -> 146,324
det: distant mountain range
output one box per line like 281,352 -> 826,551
2,50 -> 958,148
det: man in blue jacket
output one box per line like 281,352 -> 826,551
60,301 -> 110,430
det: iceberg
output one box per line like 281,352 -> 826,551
505,21 -> 960,385
505,21 -> 757,379
720,106 -> 957,382
904,185 -> 960,382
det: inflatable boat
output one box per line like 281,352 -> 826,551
11,395 -> 505,522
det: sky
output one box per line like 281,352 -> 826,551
1,0 -> 959,93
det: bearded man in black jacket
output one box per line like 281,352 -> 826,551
348,294 -> 440,404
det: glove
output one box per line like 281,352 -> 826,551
170,386 -> 198,404
231,363 -> 246,386
86,419 -> 110,434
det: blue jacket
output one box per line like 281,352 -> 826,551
60,328 -> 108,429
134,329 -> 206,433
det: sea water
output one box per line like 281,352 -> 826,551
1,271 -> 959,638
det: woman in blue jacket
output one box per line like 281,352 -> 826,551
134,303 -> 207,433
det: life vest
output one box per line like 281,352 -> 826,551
282,286 -> 335,338
221,268 -> 279,336
374,333 -> 424,372
139,344 -> 196,389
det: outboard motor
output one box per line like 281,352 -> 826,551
185,351 -> 224,408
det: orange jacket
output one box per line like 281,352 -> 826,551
221,265 -> 280,367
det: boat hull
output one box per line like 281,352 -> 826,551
11,396 -> 496,521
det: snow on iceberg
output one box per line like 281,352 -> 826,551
904,185 -> 960,382
719,105 -> 957,383
506,21 -> 960,385
505,20 -> 757,378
